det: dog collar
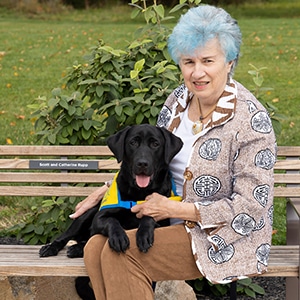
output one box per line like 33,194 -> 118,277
99,172 -> 181,211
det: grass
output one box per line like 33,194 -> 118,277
0,2 -> 299,244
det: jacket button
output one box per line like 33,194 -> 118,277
184,170 -> 193,181
185,220 -> 196,228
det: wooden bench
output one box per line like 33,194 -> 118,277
0,145 -> 299,299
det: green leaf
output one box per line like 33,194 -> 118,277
253,76 -> 264,87
115,105 -> 123,116
154,4 -> 165,19
48,133 -> 56,144
136,113 -> 144,124
68,105 -> 76,116
21,224 -> 35,234
96,85 -> 104,98
48,97 -> 59,107
135,59 -> 145,72
78,79 -> 98,85
56,135 -> 69,144
81,128 -> 91,140
245,287 -> 256,298
83,120 -> 92,131
130,70 -> 139,79
238,278 -> 252,286
249,283 -> 265,294
34,225 -> 44,235
51,207 -> 60,221
59,98 -> 69,110
52,88 -> 61,96
150,106 -> 159,117
42,200 -> 54,207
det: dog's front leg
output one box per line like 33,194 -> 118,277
92,214 -> 130,253
136,216 -> 157,253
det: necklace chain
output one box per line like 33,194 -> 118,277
192,98 -> 217,135
196,98 -> 218,121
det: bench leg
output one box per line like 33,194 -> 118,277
286,278 -> 299,300
286,199 -> 300,300
229,281 -> 237,300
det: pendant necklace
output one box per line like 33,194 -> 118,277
192,99 -> 217,135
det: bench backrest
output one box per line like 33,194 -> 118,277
0,145 -> 299,198
0,145 -> 117,197
275,146 -> 300,198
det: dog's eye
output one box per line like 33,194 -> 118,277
129,139 -> 139,147
150,140 -> 160,148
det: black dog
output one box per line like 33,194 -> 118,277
91,124 -> 183,253
39,124 -> 182,299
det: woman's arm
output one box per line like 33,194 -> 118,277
69,184 -> 109,219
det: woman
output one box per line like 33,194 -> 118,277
72,5 -> 276,299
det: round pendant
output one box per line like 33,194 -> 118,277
192,120 -> 203,135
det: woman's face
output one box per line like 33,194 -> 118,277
179,38 -> 233,104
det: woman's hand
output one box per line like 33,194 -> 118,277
131,193 -> 171,221
69,185 -> 108,219
131,192 -> 199,222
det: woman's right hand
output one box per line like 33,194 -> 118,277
69,185 -> 108,219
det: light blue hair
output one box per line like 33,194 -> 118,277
168,5 -> 242,75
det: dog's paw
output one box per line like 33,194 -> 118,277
136,228 -> 154,253
39,244 -> 59,257
108,231 -> 130,253
67,243 -> 84,258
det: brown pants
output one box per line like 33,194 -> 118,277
84,224 -> 202,300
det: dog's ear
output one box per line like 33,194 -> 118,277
106,126 -> 131,163
159,127 -> 183,164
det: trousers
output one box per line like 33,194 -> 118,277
84,223 -> 202,300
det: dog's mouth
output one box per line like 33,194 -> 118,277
135,174 -> 152,188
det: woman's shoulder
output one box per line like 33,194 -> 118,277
234,80 -> 267,111
164,84 -> 189,108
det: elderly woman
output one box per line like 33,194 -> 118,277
76,5 -> 276,299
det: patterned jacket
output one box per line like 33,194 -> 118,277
157,80 -> 277,284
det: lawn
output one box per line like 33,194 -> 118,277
0,1 -> 299,244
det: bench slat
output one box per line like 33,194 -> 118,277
277,146 -> 300,157
274,173 -> 300,183
0,172 -> 114,183
275,160 -> 300,170
0,145 -> 112,156
0,186 -> 100,197
274,186 -> 300,198
0,245 -> 297,277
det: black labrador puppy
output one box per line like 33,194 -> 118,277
91,124 -> 183,253
39,124 -> 182,299
40,124 -> 182,257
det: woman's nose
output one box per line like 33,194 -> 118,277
192,64 -> 205,79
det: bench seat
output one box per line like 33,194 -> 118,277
0,245 -> 298,278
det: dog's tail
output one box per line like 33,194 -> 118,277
75,277 -> 95,300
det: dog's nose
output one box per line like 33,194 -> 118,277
137,159 -> 149,170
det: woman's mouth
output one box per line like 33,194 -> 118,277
194,81 -> 209,88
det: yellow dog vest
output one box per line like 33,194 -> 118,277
100,172 -> 182,211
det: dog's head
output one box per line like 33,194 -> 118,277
106,124 -> 183,189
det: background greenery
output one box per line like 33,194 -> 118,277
0,0 -> 299,246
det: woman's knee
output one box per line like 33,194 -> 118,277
84,234 -> 107,260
